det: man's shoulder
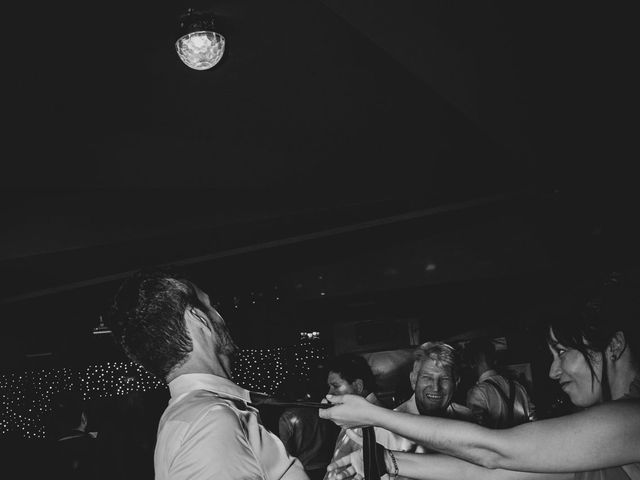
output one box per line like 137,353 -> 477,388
475,374 -> 511,392
162,390 -> 251,426
467,381 -> 493,403
481,375 -> 531,395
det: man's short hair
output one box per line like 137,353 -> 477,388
326,353 -> 376,393
464,337 -> 496,367
106,268 -> 205,379
412,341 -> 460,380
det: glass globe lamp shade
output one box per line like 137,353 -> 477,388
175,31 -> 225,71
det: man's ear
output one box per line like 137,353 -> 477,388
607,331 -> 627,360
409,370 -> 417,391
353,378 -> 365,395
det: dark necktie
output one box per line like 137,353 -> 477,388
249,391 -> 330,409
363,426 -> 383,480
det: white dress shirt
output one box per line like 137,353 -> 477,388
155,373 -> 309,480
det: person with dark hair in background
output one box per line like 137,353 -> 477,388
320,278 -> 640,480
322,353 -> 384,480
325,354 -> 381,405
107,268 -> 308,480
49,391 -> 98,480
278,377 -> 340,480
464,337 -> 536,428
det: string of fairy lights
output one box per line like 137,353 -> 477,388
0,342 -> 326,439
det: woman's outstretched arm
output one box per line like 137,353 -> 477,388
327,449 -> 571,480
319,394 -> 640,472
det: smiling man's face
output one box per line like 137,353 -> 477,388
412,358 -> 455,415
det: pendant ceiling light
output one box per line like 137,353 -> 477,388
175,9 -> 225,71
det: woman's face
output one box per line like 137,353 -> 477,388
547,327 -> 603,407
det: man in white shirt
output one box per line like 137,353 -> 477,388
108,268 -> 308,480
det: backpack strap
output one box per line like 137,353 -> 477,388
485,377 -> 516,426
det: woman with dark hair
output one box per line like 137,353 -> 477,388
319,283 -> 640,480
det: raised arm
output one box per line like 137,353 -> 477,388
320,394 -> 640,473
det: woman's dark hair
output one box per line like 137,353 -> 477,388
548,273 -> 640,400
327,353 -> 376,394
106,268 -> 206,379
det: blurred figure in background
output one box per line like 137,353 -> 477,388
464,337 -> 536,428
48,391 -> 98,480
278,377 -> 339,480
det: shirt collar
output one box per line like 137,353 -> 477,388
478,369 -> 499,383
168,373 -> 252,405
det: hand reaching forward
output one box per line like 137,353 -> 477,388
319,394 -> 381,428
326,448 -> 365,480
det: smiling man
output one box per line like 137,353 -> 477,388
372,342 -> 473,457
409,342 -> 472,419
325,342 -> 473,480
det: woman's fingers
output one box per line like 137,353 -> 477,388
327,465 -> 359,480
345,428 -> 364,446
325,394 -> 346,404
326,445 -> 365,480
319,394 -> 374,427
328,454 -> 353,471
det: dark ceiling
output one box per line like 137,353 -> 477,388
1,2 -> 636,365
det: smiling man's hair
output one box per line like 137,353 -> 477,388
412,341 -> 460,381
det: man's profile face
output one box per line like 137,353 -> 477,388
413,358 -> 456,415
327,371 -> 361,396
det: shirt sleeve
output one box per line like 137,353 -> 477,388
278,411 -> 295,455
170,405 -> 265,480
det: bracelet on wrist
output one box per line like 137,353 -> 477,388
387,450 -> 399,478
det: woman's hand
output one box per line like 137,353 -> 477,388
319,394 -> 381,428
326,448 -> 364,480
